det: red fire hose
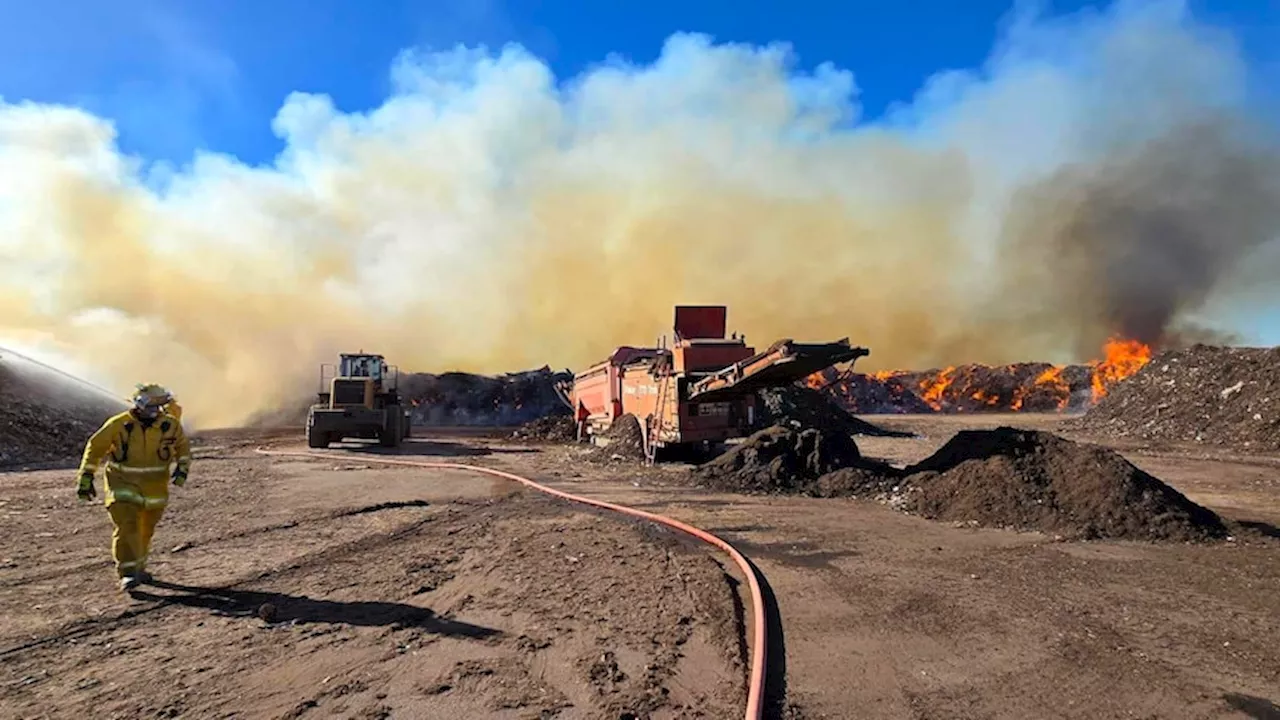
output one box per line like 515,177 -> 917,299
255,447 -> 768,720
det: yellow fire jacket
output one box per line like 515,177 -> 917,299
77,410 -> 192,509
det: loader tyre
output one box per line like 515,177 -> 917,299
380,406 -> 403,448
306,423 -> 328,449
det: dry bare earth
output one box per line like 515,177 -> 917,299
481,415 -> 1280,720
0,443 -> 747,719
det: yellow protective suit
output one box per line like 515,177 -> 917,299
77,409 -> 191,578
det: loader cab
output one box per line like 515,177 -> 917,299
339,353 -> 386,382
321,353 -> 394,410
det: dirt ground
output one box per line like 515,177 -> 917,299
0,434 -> 747,719
3,415 -> 1278,719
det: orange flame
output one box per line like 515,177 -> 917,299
1089,337 -> 1152,401
872,369 -> 907,382
918,366 -> 956,410
1024,365 -> 1070,410
971,389 -> 1001,407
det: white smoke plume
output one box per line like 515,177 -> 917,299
1,0 -> 1277,428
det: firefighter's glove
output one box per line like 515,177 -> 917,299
76,473 -> 96,502
172,470 -> 188,488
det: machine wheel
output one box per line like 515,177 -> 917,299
379,407 -> 403,448
306,425 -> 329,449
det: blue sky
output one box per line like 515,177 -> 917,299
2,0 -> 1276,166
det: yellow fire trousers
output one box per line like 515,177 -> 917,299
107,501 -> 165,578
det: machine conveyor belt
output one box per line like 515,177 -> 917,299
687,338 -> 869,401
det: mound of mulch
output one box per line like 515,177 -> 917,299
0,349 -> 126,469
757,386 -> 915,438
511,415 -> 578,443
1064,345 -> 1280,451
807,466 -> 904,498
692,425 -> 901,495
402,367 -> 573,426
900,427 -> 1228,542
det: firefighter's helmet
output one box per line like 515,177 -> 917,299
131,383 -> 173,419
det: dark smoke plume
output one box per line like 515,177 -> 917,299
1000,121 -> 1280,358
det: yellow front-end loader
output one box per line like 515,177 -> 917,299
306,352 -> 412,449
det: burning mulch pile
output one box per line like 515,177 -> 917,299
691,425 -> 902,496
818,371 -> 935,414
894,364 -> 1096,413
0,349 -> 125,469
813,334 -> 1156,415
900,427 -> 1228,541
819,362 -> 1097,414
1064,345 -> 1280,451
510,415 -> 578,443
756,386 -> 915,438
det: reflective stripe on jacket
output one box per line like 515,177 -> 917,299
78,410 -> 192,507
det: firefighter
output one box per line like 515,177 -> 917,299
75,383 -> 192,593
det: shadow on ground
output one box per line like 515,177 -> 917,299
741,555 -> 800,720
1223,693 -> 1280,720
132,580 -> 502,639
1237,520 -> 1280,540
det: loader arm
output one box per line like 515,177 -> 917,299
688,338 -> 869,401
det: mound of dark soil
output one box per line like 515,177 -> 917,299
902,427 -> 1228,542
808,466 -> 903,498
693,425 -> 900,495
757,386 -> 915,438
511,415 -> 577,443
0,349 -> 126,469
1064,345 -> 1280,451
